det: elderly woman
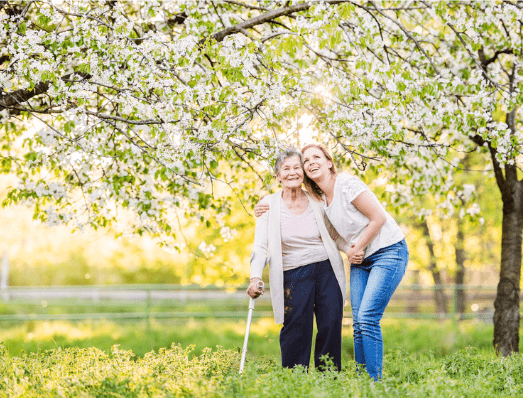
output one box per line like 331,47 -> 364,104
247,147 -> 362,371
255,143 -> 408,381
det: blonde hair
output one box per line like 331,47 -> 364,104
301,143 -> 337,201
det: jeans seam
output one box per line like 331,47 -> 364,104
360,244 -> 407,380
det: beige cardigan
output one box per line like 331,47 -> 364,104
250,190 -> 349,324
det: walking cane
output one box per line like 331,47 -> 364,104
239,280 -> 264,374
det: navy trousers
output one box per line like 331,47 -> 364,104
279,259 -> 343,371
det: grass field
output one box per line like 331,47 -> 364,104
1,318 -> 521,397
0,338 -> 521,397
0,317 -> 498,359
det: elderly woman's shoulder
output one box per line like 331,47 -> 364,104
259,191 -> 281,204
306,192 -> 324,205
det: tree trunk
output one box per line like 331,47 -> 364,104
494,191 -> 523,355
493,107 -> 523,356
421,219 -> 448,317
406,270 -> 420,313
454,155 -> 472,318
455,212 -> 466,317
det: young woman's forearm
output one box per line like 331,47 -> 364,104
351,217 -> 386,254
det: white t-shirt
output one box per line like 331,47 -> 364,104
324,173 -> 404,258
280,198 -> 329,271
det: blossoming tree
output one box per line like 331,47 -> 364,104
0,1 -> 521,355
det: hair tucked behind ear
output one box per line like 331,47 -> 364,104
301,143 -> 337,202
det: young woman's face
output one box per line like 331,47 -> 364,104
303,147 -> 333,180
277,156 -> 304,189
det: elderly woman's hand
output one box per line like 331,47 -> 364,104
254,200 -> 270,217
247,277 -> 265,298
346,244 -> 365,264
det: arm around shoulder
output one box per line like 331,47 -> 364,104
322,210 -> 349,253
250,197 -> 271,279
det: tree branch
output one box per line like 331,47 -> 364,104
503,0 -> 523,9
229,143 -> 267,186
166,12 -> 188,27
223,0 -> 270,11
51,4 -> 114,30
364,1 -> 440,74
202,0 -> 349,44
0,81 -> 49,110
478,48 -> 514,67
0,72 -> 90,110
105,120 -> 200,185
469,134 -> 507,196
84,111 -> 179,125
447,23 -> 507,91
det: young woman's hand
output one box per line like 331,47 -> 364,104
346,243 -> 364,264
254,199 -> 270,217
247,278 -> 265,298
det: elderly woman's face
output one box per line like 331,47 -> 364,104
277,156 -> 304,189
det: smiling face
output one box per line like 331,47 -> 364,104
302,146 -> 333,181
277,155 -> 304,189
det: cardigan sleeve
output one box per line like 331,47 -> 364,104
250,198 -> 270,279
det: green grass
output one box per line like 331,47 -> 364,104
1,343 -> 522,397
0,317 -> 497,360
0,318 -> 517,397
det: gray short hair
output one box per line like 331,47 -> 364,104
274,147 -> 303,175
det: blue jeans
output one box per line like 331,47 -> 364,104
280,259 -> 343,371
350,239 -> 408,380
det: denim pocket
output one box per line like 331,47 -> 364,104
370,243 -> 407,272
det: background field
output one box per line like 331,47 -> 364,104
2,317 -> 522,398
0,317 -> 498,360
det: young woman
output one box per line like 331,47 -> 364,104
247,147 -> 363,371
254,143 -> 408,380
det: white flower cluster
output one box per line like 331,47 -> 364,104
220,226 -> 237,243
198,241 -> 216,256
0,0 -> 519,247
